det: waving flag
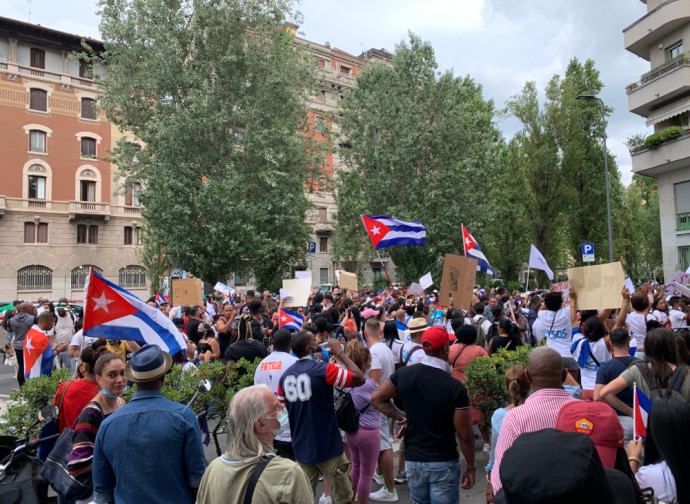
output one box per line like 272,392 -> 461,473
361,215 -> 427,250
24,326 -> 54,379
278,308 -> 303,331
83,269 -> 186,356
0,303 -> 13,323
461,224 -> 494,276
633,383 -> 651,439
528,244 -> 554,280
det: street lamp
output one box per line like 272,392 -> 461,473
576,94 -> 614,263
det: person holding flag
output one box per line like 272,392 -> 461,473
23,311 -> 55,380
461,225 -> 494,275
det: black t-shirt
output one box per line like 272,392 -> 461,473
389,361 -> 469,462
595,356 -> 638,414
490,334 -> 523,354
224,339 -> 267,364
186,318 -> 202,345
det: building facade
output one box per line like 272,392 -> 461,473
625,0 -> 690,279
0,16 -> 147,301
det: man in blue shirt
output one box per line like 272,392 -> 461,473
93,345 -> 207,504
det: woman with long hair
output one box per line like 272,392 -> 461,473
571,317 -> 612,401
488,318 -> 523,355
196,322 -> 220,363
382,320 -> 404,366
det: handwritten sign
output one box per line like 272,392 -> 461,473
665,271 -> 690,297
551,281 -> 570,303
172,278 -> 203,306
439,254 -> 477,310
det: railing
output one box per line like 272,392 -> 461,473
27,200 -> 47,208
0,62 -> 96,89
17,65 -> 61,82
69,201 -> 110,213
71,76 -> 94,87
678,212 -> 690,231
626,52 -> 690,94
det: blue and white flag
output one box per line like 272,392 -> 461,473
462,224 -> 494,276
361,215 -> 427,250
278,308 -> 303,332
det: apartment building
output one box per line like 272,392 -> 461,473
625,0 -> 690,278
0,16 -> 146,301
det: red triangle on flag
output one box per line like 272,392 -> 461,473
361,215 -> 391,249
83,271 -> 137,332
461,224 -> 478,253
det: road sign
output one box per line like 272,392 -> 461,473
581,242 -> 595,263
307,241 -> 316,254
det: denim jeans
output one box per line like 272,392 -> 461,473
406,459 -> 460,504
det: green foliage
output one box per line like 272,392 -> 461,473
659,126 -> 684,142
90,0 -> 322,288
625,133 -> 646,153
464,346 -> 532,426
643,133 -> 663,149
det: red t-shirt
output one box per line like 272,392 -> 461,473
54,379 -> 100,432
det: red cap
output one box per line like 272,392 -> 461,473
555,401 -> 624,468
422,326 -> 449,351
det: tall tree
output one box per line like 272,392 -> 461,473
91,0 -> 320,289
333,33 -> 501,285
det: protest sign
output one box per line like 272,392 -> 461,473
551,281 -> 570,303
664,271 -> 690,297
281,279 -> 311,307
172,278 -> 203,306
439,254 -> 477,309
213,282 -> 235,297
295,271 -> 311,280
407,282 -> 425,296
624,277 -> 635,295
419,272 -> 433,290
567,262 -> 625,310
339,271 -> 359,292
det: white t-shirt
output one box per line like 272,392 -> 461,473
669,309 -> 688,330
627,312 -> 651,349
635,461 -> 676,503
400,341 -> 424,366
532,308 -> 573,357
369,341 -> 395,384
386,339 -> 404,365
69,330 -> 99,352
254,351 -> 298,442
53,313 -> 75,346
652,310 -> 669,326
570,334 -> 611,390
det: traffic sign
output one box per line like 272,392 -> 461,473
307,241 -> 316,254
581,242 -> 595,263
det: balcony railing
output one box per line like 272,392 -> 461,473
69,201 -> 110,213
18,65 -> 61,82
626,52 -> 690,94
678,212 -> 690,231
0,62 -> 97,90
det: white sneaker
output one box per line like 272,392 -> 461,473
369,486 -> 399,502
319,493 -> 332,504
483,442 -> 491,454
372,472 -> 384,485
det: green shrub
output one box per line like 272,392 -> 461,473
659,125 -> 684,142
643,132 -> 663,149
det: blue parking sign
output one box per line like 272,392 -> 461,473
581,243 -> 595,263
307,241 -> 316,254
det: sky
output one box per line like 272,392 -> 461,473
1,0 -> 651,185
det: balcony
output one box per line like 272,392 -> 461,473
68,201 -> 111,221
112,205 -> 143,217
0,62 -> 97,91
627,54 -> 690,117
631,131 -> 690,176
624,0 -> 688,60
314,220 -> 336,234
678,212 -> 690,231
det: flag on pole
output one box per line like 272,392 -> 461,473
528,244 -> 554,281
461,224 -> 494,276
361,215 -> 427,250
633,383 -> 651,439
83,268 -> 186,356
0,303 -> 13,323
23,325 -> 54,379
278,308 -> 303,331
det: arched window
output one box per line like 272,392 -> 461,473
17,265 -> 52,291
119,265 -> 146,288
71,265 -> 102,289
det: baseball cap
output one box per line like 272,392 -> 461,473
422,326 -> 449,351
407,318 -> 428,334
555,401 -> 624,468
361,308 -> 379,319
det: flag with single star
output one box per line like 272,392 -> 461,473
278,308 -> 303,331
360,215 -> 427,250
461,224 -> 494,276
23,325 -> 54,379
83,268 -> 186,356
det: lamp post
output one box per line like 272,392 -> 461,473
576,94 -> 614,263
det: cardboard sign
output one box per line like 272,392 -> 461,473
172,278 -> 203,307
281,279 -> 311,308
439,254 -> 477,310
339,271 -> 359,292
567,262 -> 626,310
665,271 -> 690,297
551,281 -> 570,303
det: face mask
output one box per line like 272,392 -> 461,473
276,408 -> 289,430
101,387 -> 121,399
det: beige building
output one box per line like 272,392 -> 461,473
625,0 -> 690,278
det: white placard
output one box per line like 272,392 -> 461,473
282,279 -> 311,307
419,272 -> 433,290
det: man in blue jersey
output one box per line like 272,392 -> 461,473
278,331 -> 365,503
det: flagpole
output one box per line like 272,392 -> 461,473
375,250 -> 393,288
633,382 -> 637,440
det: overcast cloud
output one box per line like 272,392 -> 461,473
1,0 -> 651,184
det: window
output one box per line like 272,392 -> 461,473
372,267 -> 382,282
666,41 -> 684,61
318,59 -> 327,69
30,48 -> 45,69
17,265 -> 52,291
71,265 -> 102,289
319,236 -> 328,253
320,268 -> 329,285
80,180 -> 96,202
124,226 -> 133,245
315,115 -> 326,134
76,224 -> 98,244
29,130 -> 46,153
79,60 -> 92,79
29,89 -> 47,112
124,226 -> 142,245
81,137 -> 96,158
81,98 -> 96,120
119,265 -> 147,288
28,175 -> 46,199
88,225 -> 99,244
318,207 -> 328,222
77,225 -> 87,244
234,274 -> 247,286
680,246 -> 690,272
125,182 -> 141,206
676,181 -> 690,231
340,65 -> 351,76
37,223 -> 48,243
25,222 -> 47,243
24,223 -> 35,244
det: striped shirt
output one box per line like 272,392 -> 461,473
491,389 -> 577,493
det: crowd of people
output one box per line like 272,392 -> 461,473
1,282 -> 690,503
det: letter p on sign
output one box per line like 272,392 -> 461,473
581,243 -> 595,263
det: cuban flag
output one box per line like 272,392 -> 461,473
461,224 -> 494,276
155,292 -> 166,307
24,326 -> 54,379
633,383 -> 652,439
83,268 -> 186,356
361,215 -> 427,250
278,308 -> 303,332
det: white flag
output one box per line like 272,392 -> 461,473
528,244 -> 554,280
419,272 -> 433,290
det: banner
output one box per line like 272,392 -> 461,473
567,262 -> 625,310
339,271 -> 359,292
439,254 -> 477,310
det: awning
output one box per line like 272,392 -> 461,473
646,96 -> 690,126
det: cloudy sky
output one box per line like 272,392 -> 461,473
2,0 -> 650,184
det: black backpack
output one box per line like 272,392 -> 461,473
637,363 -> 687,402
334,388 -> 371,433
